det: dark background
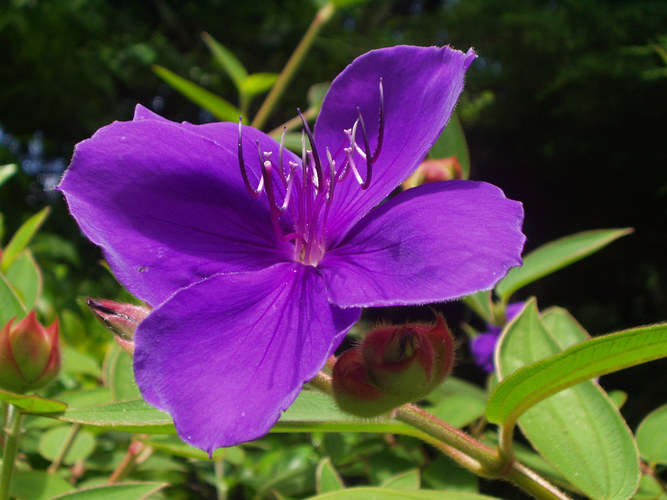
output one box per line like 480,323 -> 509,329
1,0 -> 665,434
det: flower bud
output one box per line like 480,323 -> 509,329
86,298 -> 150,355
362,315 -> 454,401
332,315 -> 454,418
402,157 -> 463,189
0,312 -> 60,393
332,347 -> 404,418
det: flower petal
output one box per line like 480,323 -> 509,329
133,263 -> 360,452
314,45 -> 476,244
58,112 -> 299,306
319,181 -> 525,307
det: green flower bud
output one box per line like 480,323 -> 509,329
0,312 -> 60,393
332,315 -> 454,418
86,298 -> 150,355
362,315 -> 454,401
332,347 -> 404,418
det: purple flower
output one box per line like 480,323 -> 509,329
470,302 -> 525,373
59,45 -> 525,453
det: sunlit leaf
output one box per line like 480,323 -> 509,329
0,271 -> 26,324
48,482 -> 167,500
381,469 -> 420,489
5,250 -> 42,311
10,470 -> 73,500
308,487 -> 500,499
495,228 -> 633,301
0,388 -> 66,413
0,163 -> 17,188
636,404 -> 667,465
104,343 -> 141,400
241,73 -> 278,99
39,425 -> 96,464
491,299 -> 641,500
202,32 -> 248,90
1,206 -> 50,272
316,457 -> 345,493
56,398 -> 174,433
152,65 -> 242,122
461,290 -> 493,322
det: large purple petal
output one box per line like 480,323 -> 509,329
134,263 -> 360,452
314,45 -> 476,245
319,181 -> 525,307
59,112 -> 299,306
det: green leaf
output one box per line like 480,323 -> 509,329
422,456 -> 478,492
307,82 -> 330,112
316,457 -> 345,494
0,271 -> 26,324
636,404 -> 667,465
492,299 -> 640,500
634,473 -> 665,500
139,434 -> 244,462
9,470 -> 74,500
104,344 -> 142,400
381,469 -> 420,489
495,228 -> 633,301
241,72 -> 278,99
0,163 -> 17,188
487,304 -> 667,426
202,32 -> 248,90
428,113 -> 470,178
274,390 -> 414,434
425,377 -> 487,428
0,388 -> 66,413
39,425 -> 96,464
308,487 -> 500,499
47,482 -> 167,500
1,206 -> 50,272
152,65 -> 242,122
540,306 -> 590,348
5,250 -> 42,311
61,346 -> 103,378
461,290 -> 493,323
57,399 -> 174,433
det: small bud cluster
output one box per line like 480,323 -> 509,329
333,315 -> 454,417
0,312 -> 60,393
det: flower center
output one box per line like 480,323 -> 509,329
237,80 -> 385,266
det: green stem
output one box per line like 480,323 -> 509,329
107,439 -> 153,483
0,404 -> 23,500
214,460 -> 227,500
251,2 -> 335,130
47,423 -> 80,473
309,371 -> 570,500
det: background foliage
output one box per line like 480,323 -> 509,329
0,0 -> 665,497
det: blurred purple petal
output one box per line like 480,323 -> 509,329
471,301 -> 525,373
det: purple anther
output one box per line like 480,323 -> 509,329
371,78 -> 384,162
237,118 -> 263,197
355,107 -> 372,190
297,109 -> 324,192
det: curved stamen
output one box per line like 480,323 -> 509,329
237,118 -> 263,197
371,78 -> 384,162
355,107 -> 372,190
297,108 -> 324,193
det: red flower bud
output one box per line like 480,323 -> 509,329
86,299 -> 150,355
332,315 -> 454,418
332,347 -> 405,418
402,157 -> 463,189
0,312 -> 60,393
